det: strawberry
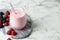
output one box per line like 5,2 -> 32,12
7,38 -> 11,40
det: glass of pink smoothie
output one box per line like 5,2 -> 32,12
10,8 -> 27,29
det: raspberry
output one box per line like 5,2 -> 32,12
4,14 -> 9,18
4,22 -> 9,26
6,30 -> 11,35
5,10 -> 10,16
9,28 -> 14,31
11,30 -> 16,35
6,28 -> 16,35
6,28 -> 14,35
4,10 -> 10,18
9,28 -> 17,35
7,38 -> 11,40
6,18 -> 9,22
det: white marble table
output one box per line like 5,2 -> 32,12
0,0 -> 60,40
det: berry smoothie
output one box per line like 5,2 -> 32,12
10,8 -> 26,29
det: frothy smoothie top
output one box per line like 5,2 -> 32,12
10,8 -> 25,18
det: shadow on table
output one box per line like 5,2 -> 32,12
31,18 -> 44,32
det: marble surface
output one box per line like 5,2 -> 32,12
0,0 -> 60,40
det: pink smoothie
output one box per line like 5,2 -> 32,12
10,8 -> 26,29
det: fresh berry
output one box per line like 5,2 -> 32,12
4,22 -> 9,26
4,14 -> 9,18
0,20 -> 2,25
5,10 -> 10,16
6,28 -> 14,35
6,30 -> 11,35
11,30 -> 16,35
9,28 -> 14,31
0,12 -> 4,15
0,25 -> 4,28
6,28 -> 16,35
6,18 -> 9,22
9,28 -> 17,35
7,38 -> 11,40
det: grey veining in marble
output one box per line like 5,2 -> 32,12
0,0 -> 60,40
